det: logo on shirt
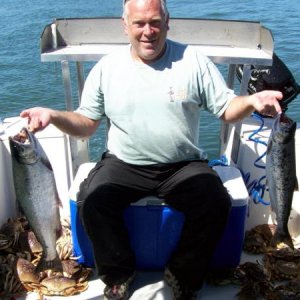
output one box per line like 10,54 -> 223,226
168,86 -> 188,102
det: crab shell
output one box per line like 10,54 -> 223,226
272,279 -> 300,298
243,224 -> 277,254
265,258 -> 300,280
17,230 -> 43,254
0,217 -> 30,254
268,247 -> 300,260
15,257 -> 40,284
14,258 -> 89,296
243,230 -> 268,253
274,260 -> 299,278
264,248 -> 300,280
39,276 -> 88,296
235,261 -> 270,283
61,259 -> 82,277
0,218 -> 24,238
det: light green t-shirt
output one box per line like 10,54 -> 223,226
77,39 -> 235,165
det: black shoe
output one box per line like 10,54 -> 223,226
103,273 -> 135,300
164,267 -> 198,300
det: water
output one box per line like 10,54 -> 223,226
0,0 -> 299,161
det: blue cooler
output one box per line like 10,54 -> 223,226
69,196 -> 184,269
69,199 -> 94,266
211,166 -> 249,269
69,163 -> 248,270
123,197 -> 184,269
69,163 -> 96,267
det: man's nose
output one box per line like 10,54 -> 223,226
144,23 -> 154,35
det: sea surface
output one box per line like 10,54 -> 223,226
0,0 -> 299,161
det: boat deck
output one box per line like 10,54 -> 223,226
18,253 -> 260,300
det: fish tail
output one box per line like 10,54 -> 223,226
35,254 -> 62,273
271,230 -> 294,250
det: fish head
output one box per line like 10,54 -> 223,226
9,127 -> 40,164
272,113 -> 296,144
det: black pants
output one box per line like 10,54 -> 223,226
77,152 -> 231,290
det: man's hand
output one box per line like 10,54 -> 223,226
249,90 -> 283,117
20,107 -> 54,132
222,90 -> 283,122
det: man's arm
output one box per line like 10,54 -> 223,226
20,107 -> 100,138
221,90 -> 283,123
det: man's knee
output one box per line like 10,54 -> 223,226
77,183 -> 115,221
205,174 -> 232,216
78,183 -> 136,219
192,172 -> 232,220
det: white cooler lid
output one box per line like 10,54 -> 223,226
69,162 -> 96,201
213,166 -> 249,207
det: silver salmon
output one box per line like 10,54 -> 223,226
9,127 -> 62,271
266,113 -> 298,249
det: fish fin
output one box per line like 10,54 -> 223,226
55,207 -> 63,239
55,188 -> 63,208
266,139 -> 272,155
35,254 -> 62,273
41,156 -> 53,171
35,137 -> 53,171
54,190 -> 63,239
271,230 -> 294,250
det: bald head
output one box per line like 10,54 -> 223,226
123,0 -> 169,21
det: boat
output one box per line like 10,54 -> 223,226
0,17 -> 299,299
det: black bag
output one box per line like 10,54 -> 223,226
236,52 -> 300,112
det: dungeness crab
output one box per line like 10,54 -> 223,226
243,224 -> 277,254
0,216 -> 92,298
263,247 -> 300,281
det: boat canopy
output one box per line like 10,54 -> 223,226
40,17 -> 273,107
40,17 -> 274,164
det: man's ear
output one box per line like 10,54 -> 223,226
166,14 -> 170,31
122,18 -> 128,35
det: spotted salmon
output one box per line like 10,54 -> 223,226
266,113 -> 298,249
9,127 -> 62,271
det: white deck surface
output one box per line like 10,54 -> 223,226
17,253 -> 259,300
19,273 -> 241,300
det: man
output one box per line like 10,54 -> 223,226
21,0 -> 282,299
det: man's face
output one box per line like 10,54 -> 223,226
123,0 -> 169,63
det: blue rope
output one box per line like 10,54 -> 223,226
241,170 -> 270,206
242,112 -> 270,205
248,113 -> 268,169
208,113 -> 270,205
208,155 -> 228,167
